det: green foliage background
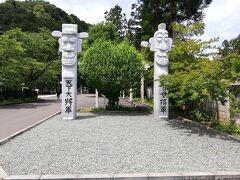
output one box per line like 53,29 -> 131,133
0,0 -> 89,33
160,22 -> 239,122
0,0 -> 89,94
0,28 -> 60,90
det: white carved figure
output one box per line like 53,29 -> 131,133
141,23 -> 172,118
61,32 -> 79,66
52,24 -> 88,120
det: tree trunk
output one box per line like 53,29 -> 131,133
108,97 -> 119,108
172,29 -> 176,42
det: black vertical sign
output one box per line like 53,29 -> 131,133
160,86 -> 167,115
65,80 -> 73,114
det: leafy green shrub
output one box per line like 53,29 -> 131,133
80,39 -> 144,108
210,121 -> 240,135
189,109 -> 213,122
106,104 -> 150,112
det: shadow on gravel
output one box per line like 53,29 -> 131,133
93,111 -> 152,116
76,111 -> 152,119
165,118 -> 240,143
74,114 -> 98,120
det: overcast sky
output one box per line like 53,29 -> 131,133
1,0 -> 240,45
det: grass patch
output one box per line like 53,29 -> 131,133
144,99 -> 153,108
78,107 -> 105,112
133,98 -> 153,109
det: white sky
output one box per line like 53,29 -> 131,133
202,0 -> 240,45
0,0 -> 240,46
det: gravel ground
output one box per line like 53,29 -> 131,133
0,112 -> 240,175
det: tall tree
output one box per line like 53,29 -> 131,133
219,34 -> 240,56
129,0 -> 212,47
104,4 -> 127,38
88,23 -> 120,44
127,1 -> 142,47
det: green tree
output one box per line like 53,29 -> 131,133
127,1 -> 142,47
0,0 -> 89,33
0,29 -> 25,89
104,4 -> 127,38
129,0 -> 212,48
159,22 -> 229,122
218,35 -> 240,120
31,61 -> 61,91
88,22 -> 120,44
0,0 -> 89,98
0,28 -> 60,90
80,40 -> 144,107
219,34 -> 240,56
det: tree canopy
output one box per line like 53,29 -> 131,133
0,0 -> 89,33
80,40 -> 144,107
104,4 -> 127,38
159,22 -> 230,121
88,23 -> 120,44
0,0 -> 89,93
0,28 -> 60,90
219,34 -> 240,57
128,0 -> 212,48
218,34 -> 240,118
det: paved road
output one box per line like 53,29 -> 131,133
0,96 -> 61,141
77,94 -> 106,108
0,94 -> 134,141
77,94 -> 139,108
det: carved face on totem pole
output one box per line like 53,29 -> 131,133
61,31 -> 78,66
52,24 -> 84,67
149,24 -> 172,66
60,27 -> 83,66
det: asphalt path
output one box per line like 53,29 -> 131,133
0,94 -> 134,141
0,95 -> 61,141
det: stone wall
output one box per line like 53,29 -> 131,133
207,96 -> 240,123
207,101 -> 230,121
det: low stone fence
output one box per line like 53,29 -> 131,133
206,101 -> 229,121
206,97 -> 240,123
1,171 -> 240,180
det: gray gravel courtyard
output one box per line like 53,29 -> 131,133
0,112 -> 240,175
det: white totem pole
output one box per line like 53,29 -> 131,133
141,23 -> 172,118
52,24 -> 88,120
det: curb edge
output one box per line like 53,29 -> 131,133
0,111 -> 61,146
0,167 -> 7,180
2,172 -> 240,180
